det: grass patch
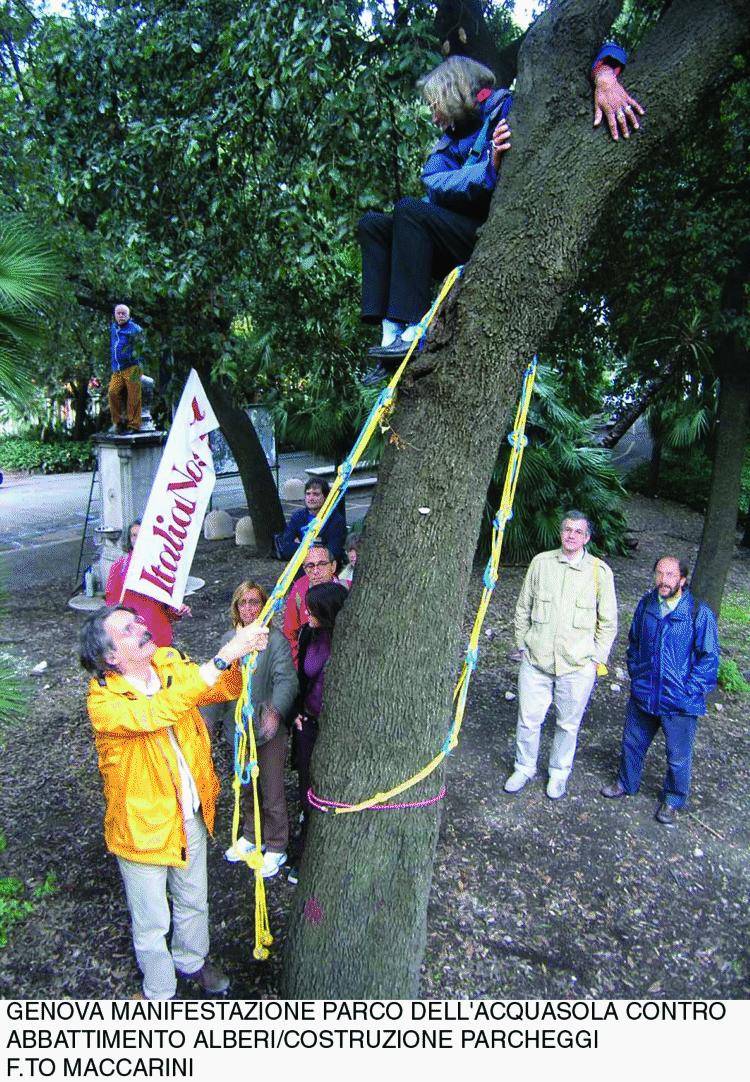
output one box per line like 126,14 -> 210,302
721,595 -> 750,625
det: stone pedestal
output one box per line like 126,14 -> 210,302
92,430 -> 165,590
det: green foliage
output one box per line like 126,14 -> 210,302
0,436 -> 94,474
717,658 -> 750,695
33,871 -> 58,900
481,366 -> 629,563
0,217 -> 62,409
0,658 -> 25,728
0,832 -> 55,949
627,446 -> 750,516
0,877 -> 33,948
1,0 -> 450,462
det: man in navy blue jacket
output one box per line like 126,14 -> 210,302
601,557 -> 720,827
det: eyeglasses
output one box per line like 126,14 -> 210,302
303,561 -> 331,571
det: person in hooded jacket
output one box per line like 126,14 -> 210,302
359,44 -> 641,383
601,556 -> 720,828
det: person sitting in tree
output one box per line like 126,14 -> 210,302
359,43 -> 641,384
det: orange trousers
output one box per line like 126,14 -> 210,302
108,365 -> 142,430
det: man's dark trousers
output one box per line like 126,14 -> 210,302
357,196 -> 480,326
618,696 -> 698,809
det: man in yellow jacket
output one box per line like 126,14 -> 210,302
81,604 -> 268,1000
505,511 -> 618,800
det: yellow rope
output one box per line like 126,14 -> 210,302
333,357 -> 538,813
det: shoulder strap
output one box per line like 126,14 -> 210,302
593,557 -> 600,601
467,114 -> 494,164
467,94 -> 511,164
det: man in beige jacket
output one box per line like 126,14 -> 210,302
505,511 -> 618,799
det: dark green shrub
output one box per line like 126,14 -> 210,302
0,437 -> 94,474
480,366 -> 629,563
627,447 -> 750,516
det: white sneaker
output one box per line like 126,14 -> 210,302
547,777 -> 567,800
260,851 -> 287,879
504,770 -> 532,793
224,836 -> 256,863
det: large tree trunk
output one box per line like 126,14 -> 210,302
691,249 -> 750,614
281,0 -> 750,998
194,364 -> 285,554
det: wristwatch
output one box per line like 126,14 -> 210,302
212,655 -> 230,671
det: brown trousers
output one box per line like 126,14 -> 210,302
108,365 -> 142,429
243,725 -> 289,853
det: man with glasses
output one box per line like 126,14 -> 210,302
504,511 -> 618,800
283,541 -> 341,664
80,605 -> 268,999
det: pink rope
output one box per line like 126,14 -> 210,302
307,786 -> 447,813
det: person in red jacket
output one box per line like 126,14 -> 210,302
105,519 -> 190,647
282,542 -> 341,664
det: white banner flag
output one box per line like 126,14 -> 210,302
123,369 -> 219,610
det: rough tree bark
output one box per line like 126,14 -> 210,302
691,247 -> 750,614
281,0 -> 750,998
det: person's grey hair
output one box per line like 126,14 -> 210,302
344,532 -> 360,552
80,605 -> 131,680
417,56 -> 496,127
121,517 -> 142,553
561,509 -> 593,535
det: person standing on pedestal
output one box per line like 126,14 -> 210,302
108,303 -> 143,434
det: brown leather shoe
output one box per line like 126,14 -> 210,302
600,780 -> 627,798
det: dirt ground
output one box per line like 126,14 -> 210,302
0,494 -> 748,1000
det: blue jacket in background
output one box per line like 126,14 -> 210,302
626,589 -> 720,717
420,43 -> 628,220
110,320 -> 143,372
274,506 -> 346,565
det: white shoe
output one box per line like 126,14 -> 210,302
224,836 -> 256,863
260,851 -> 287,879
504,770 -> 532,793
547,777 -> 567,800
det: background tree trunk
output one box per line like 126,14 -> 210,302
647,435 -> 662,495
281,0 -> 750,998
691,248 -> 750,613
434,0 -> 524,85
194,363 -> 285,554
599,362 -> 677,448
70,379 -> 89,441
